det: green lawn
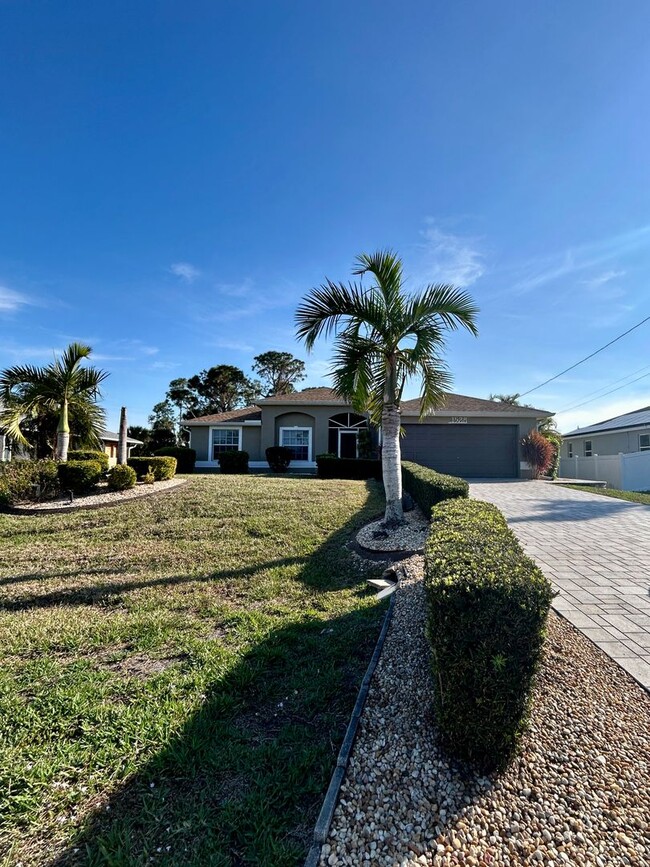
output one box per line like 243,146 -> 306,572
0,475 -> 386,867
560,484 -> 650,505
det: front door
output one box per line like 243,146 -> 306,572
339,430 -> 358,459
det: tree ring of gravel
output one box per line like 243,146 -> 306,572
356,507 -> 429,552
5,477 -> 187,514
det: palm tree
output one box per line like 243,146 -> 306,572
0,342 -> 108,461
296,251 -> 478,527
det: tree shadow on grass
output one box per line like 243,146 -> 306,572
6,480 -> 386,866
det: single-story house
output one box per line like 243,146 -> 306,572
562,406 -> 650,458
184,387 -> 552,479
100,430 -> 143,467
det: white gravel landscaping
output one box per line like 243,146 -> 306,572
320,555 -> 650,867
10,477 -> 187,512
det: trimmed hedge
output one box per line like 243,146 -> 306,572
266,446 -> 292,473
58,460 -> 103,494
401,460 -> 468,515
128,456 -> 177,481
154,447 -> 196,474
0,459 -> 59,507
107,464 -> 137,491
67,450 -> 109,472
425,498 -> 554,770
218,450 -> 249,474
316,455 -> 382,480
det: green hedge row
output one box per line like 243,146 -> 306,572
218,450 -> 249,474
401,460 -> 468,515
154,447 -> 196,473
67,450 -> 109,472
58,460 -> 104,494
316,455 -> 382,480
0,459 -> 60,507
424,498 -> 554,770
127,456 -> 177,481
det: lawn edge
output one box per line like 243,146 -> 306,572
304,587 -> 398,867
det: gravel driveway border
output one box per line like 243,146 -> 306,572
304,583 -> 399,867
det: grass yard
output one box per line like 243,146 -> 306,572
561,484 -> 650,505
0,475 -> 386,867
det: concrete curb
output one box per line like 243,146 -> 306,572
304,585 -> 398,867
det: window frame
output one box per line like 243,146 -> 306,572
279,426 -> 312,463
567,442 -> 573,458
584,440 -> 593,457
211,427 -> 242,461
640,433 -> 650,452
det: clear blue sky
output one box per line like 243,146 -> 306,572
1,0 -> 649,433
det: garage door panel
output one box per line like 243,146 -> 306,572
401,424 -> 518,478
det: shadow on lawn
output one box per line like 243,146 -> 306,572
12,479 -> 387,867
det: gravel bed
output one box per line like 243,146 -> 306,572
356,508 -> 429,552
10,477 -> 187,512
321,556 -> 650,866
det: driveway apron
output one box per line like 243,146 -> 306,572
469,480 -> 650,690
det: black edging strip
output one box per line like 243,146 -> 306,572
304,587 -> 398,867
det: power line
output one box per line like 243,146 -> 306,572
556,362 -> 650,411
519,314 -> 650,398
558,369 -> 650,413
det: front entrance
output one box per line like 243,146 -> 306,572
338,430 -> 358,459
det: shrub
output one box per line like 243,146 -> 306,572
218,450 -> 249,474
425,498 -> 554,770
107,464 -> 137,491
401,461 -> 468,516
266,446 -> 292,472
128,456 -> 177,481
57,460 -> 103,495
316,455 -> 382,480
143,470 -> 155,485
0,459 -> 60,507
67,450 -> 109,472
154,447 -> 196,474
521,431 -> 554,479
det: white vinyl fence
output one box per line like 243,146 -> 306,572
559,450 -> 650,491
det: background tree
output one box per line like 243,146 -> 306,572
252,351 -> 306,396
489,393 -> 521,405
0,342 -> 108,461
148,400 -> 179,448
186,365 -> 262,414
296,250 -> 478,527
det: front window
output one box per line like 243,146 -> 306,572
584,440 -> 593,457
212,428 -> 240,459
280,428 -> 310,461
640,434 -> 650,452
568,443 -> 573,458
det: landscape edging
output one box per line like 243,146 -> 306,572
304,584 -> 398,867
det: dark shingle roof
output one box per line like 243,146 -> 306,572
101,430 -> 143,445
401,393 -> 552,417
563,405 -> 650,437
259,387 -> 347,405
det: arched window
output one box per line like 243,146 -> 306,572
328,413 -> 368,458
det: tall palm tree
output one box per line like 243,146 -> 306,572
0,342 -> 108,461
296,251 -> 478,527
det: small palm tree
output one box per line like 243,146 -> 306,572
0,343 -> 108,461
296,251 -> 478,527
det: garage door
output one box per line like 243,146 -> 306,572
401,424 -> 518,478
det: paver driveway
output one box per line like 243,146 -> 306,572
469,480 -> 650,690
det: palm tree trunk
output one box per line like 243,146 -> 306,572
56,400 -> 70,461
381,401 -> 404,527
117,406 -> 128,465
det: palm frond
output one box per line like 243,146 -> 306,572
295,279 -> 385,349
352,250 -> 404,316
404,284 -> 479,335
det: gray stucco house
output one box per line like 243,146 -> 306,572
562,406 -> 650,458
184,387 -> 552,479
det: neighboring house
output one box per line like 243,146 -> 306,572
562,406 -> 650,458
560,406 -> 650,491
100,430 -> 143,467
184,387 -> 552,479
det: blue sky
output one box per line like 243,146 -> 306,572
1,1 -> 649,433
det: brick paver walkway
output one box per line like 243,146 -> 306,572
469,480 -> 650,690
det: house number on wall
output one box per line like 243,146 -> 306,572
449,417 -> 468,424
